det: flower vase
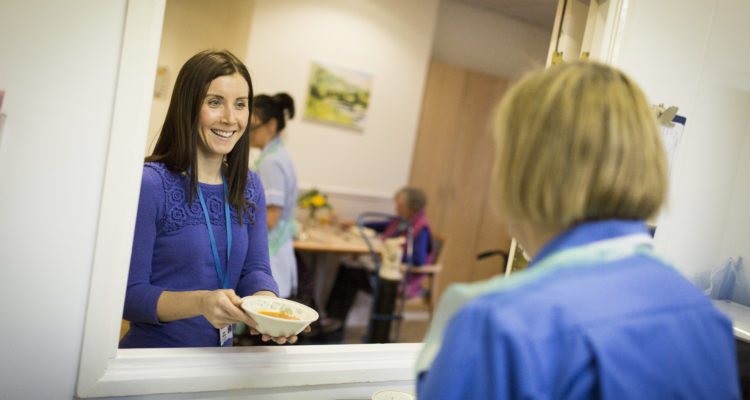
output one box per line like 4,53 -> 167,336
304,208 -> 318,230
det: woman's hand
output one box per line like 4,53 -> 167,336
198,289 -> 258,330
157,289 -> 256,331
156,289 -> 311,344
247,291 -> 312,344
266,206 -> 282,230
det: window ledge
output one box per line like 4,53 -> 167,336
81,343 -> 420,397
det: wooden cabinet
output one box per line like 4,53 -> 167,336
409,61 -> 511,302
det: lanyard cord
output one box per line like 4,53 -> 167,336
196,173 -> 232,289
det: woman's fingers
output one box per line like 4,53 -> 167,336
223,299 -> 248,320
243,314 -> 259,329
229,293 -> 243,307
252,330 -> 302,344
262,334 -> 297,344
201,289 -> 257,328
223,290 -> 261,328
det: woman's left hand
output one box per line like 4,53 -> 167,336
247,291 -> 312,344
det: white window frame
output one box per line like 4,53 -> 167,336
75,0 -> 420,397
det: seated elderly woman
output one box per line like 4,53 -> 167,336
416,61 -> 739,399
317,186 -> 434,340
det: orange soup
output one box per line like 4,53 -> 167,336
257,310 -> 300,320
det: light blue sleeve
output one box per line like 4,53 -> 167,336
257,157 -> 286,207
236,171 -> 279,297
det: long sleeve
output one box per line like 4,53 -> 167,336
236,172 -> 279,297
123,166 -> 165,324
257,157 -> 286,207
410,228 -> 430,266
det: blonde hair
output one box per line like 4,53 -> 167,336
491,61 -> 667,228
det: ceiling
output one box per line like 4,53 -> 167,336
452,0 -> 559,29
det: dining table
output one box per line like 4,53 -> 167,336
293,224 -> 382,315
293,224 -> 382,254
294,224 -> 402,342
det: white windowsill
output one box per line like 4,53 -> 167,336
713,299 -> 750,343
82,343 -> 420,397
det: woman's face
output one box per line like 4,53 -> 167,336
248,114 -> 276,149
249,114 -> 269,148
197,73 -> 249,159
395,193 -> 411,220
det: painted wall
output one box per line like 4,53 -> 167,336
720,119 -> 750,264
146,0 -> 255,154
711,0 -> 750,266
611,0 -> 750,278
431,0 -> 551,80
0,1 -> 127,398
245,0 -> 440,199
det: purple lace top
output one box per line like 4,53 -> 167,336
120,162 -> 279,348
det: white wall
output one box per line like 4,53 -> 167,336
146,0 -> 255,154
611,0 -> 750,278
431,0 -> 551,80
0,1 -> 127,398
720,118 -> 750,264
245,0 -> 440,199
713,0 -> 750,265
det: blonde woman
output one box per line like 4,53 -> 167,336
416,62 -> 739,399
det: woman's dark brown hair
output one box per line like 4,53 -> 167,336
252,92 -> 295,135
147,49 -> 255,223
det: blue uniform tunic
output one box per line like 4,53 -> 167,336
417,220 -> 739,399
256,137 -> 298,298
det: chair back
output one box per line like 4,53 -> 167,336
355,212 -> 412,270
431,233 -> 446,264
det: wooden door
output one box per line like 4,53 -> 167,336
409,61 -> 511,302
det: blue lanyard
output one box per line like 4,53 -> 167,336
196,174 -> 232,289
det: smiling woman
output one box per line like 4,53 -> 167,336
119,48 -> 312,349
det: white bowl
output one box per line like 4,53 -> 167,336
240,296 -> 318,338
371,390 -> 415,400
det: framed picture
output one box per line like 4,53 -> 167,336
304,61 -> 372,130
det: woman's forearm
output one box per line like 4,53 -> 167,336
156,290 -> 208,322
156,289 -> 275,326
266,205 -> 282,230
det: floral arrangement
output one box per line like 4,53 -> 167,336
297,188 -> 332,219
